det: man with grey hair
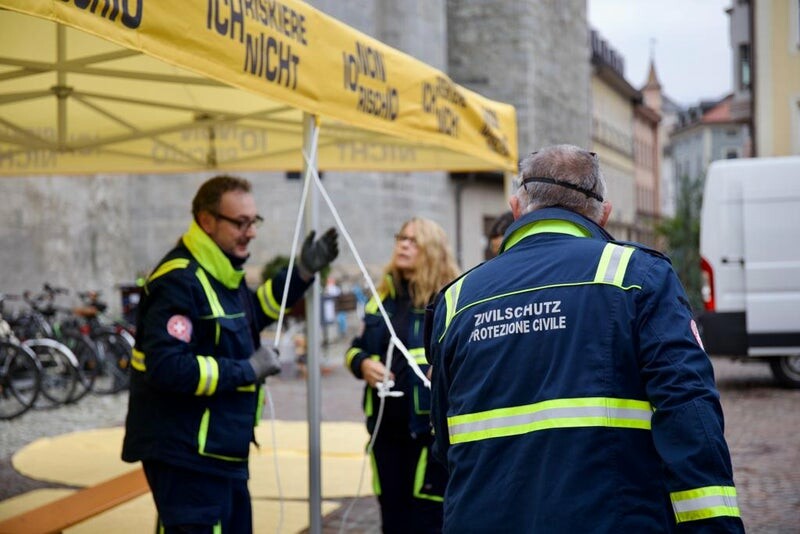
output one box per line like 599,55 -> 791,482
426,145 -> 743,532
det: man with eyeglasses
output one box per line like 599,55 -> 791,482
426,145 -> 744,532
123,174 -> 338,533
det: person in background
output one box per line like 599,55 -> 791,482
122,175 -> 339,533
346,217 -> 460,534
427,145 -> 744,532
486,210 -> 514,259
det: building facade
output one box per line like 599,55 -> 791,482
752,0 -> 800,155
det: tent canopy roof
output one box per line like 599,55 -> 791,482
0,1 -> 518,175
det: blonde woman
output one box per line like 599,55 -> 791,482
345,217 -> 460,534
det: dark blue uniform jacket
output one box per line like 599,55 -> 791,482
428,208 -> 744,533
122,221 -> 310,479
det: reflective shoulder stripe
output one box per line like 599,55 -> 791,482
447,397 -> 652,444
594,243 -> 635,287
345,347 -> 362,368
409,347 -> 427,364
365,290 -> 387,315
194,355 -> 219,396
257,279 -> 284,320
149,258 -> 190,283
413,447 -> 443,502
671,486 -> 741,523
194,267 -> 225,318
443,276 -> 466,331
131,348 -> 146,371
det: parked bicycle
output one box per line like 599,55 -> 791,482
0,295 -> 41,420
73,290 -> 133,394
9,286 -> 90,403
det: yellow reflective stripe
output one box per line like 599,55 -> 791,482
363,355 -> 381,417
443,277 -> 465,332
254,385 -> 265,424
197,408 -> 248,462
447,397 -> 653,444
370,448 -> 381,496
503,219 -> 591,252
194,355 -> 219,396
364,291 -> 386,315
345,347 -> 362,368
194,268 -> 225,317
148,258 -> 190,282
131,348 -> 146,371
213,521 -> 222,534
594,243 -> 635,286
237,384 -> 256,392
257,279 -> 283,320
409,347 -> 427,364
413,447 -> 443,502
671,486 -> 740,523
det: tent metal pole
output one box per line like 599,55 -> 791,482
302,112 -> 323,534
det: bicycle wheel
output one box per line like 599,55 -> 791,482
91,330 -> 131,394
0,340 -> 41,420
23,338 -> 78,407
58,330 -> 100,401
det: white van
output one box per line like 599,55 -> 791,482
697,156 -> 800,387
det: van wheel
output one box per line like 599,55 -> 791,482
769,356 -> 800,388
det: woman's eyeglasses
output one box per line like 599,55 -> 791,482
394,233 -> 417,245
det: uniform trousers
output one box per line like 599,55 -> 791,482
142,460 -> 252,534
371,428 -> 446,534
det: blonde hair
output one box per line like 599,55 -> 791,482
378,217 -> 461,308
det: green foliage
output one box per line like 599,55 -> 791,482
656,174 -> 704,312
261,255 -> 291,283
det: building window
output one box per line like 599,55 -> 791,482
726,149 -> 739,159
738,44 -> 751,90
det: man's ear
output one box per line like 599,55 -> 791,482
196,211 -> 215,233
509,195 -> 522,220
599,201 -> 612,227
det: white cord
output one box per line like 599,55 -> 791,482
265,123 -> 320,534
302,152 -> 430,389
265,385 -> 284,534
338,338 -> 397,534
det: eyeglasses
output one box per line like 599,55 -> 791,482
394,233 -> 417,246
210,211 -> 264,232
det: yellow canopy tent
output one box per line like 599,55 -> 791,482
0,2 -> 517,531
0,1 -> 517,175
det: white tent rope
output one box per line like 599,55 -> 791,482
302,154 -> 431,389
265,123 -> 320,534
272,125 -> 319,348
338,337 -> 397,534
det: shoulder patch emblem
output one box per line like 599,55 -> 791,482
690,319 -> 705,351
167,315 -> 192,343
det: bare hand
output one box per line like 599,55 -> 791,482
360,359 -> 394,388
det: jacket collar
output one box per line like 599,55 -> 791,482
181,220 -> 245,289
500,207 -> 614,253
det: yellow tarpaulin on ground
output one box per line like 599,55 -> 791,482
0,0 -> 518,175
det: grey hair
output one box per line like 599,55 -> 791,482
514,144 -> 606,222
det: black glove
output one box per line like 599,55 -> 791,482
298,227 -> 339,277
248,345 -> 281,382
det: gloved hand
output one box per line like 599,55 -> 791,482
298,227 -> 339,278
248,345 -> 281,382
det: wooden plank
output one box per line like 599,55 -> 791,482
0,468 -> 148,534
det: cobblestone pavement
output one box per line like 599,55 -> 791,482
1,342 -> 797,532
